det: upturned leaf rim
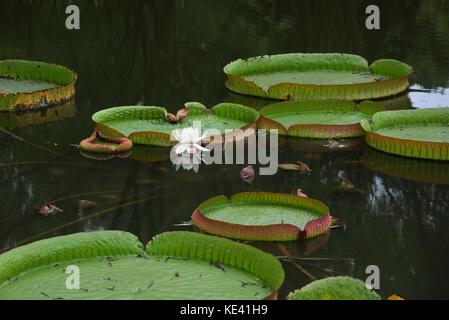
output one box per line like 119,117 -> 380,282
192,192 -> 332,242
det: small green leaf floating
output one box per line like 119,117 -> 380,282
0,231 -> 284,300
87,102 -> 259,148
0,60 -> 77,111
224,53 -> 413,100
259,100 -> 384,139
288,277 -> 381,300
192,192 -> 332,241
361,107 -> 449,161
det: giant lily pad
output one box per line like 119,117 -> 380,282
361,108 -> 449,161
362,148 -> 449,185
0,60 -> 77,111
90,102 -> 259,147
288,277 -> 381,300
0,231 -> 284,300
224,53 -> 412,101
192,192 -> 332,241
258,100 -> 382,139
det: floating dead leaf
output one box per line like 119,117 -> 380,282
38,203 -> 63,217
78,200 -> 97,209
334,177 -> 366,194
240,165 -> 255,184
279,162 -> 312,173
296,189 -> 308,198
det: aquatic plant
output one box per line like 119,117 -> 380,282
258,100 -> 383,139
0,231 -> 284,300
0,60 -> 77,111
288,276 -> 381,300
361,107 -> 449,160
224,53 -> 413,100
80,102 -> 259,153
192,192 -> 332,241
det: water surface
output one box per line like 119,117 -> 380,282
1,0 -> 449,299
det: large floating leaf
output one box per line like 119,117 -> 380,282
288,277 -> 381,300
0,60 -> 77,111
259,100 -> 382,139
361,108 -> 449,161
192,192 -> 332,241
91,102 -> 259,147
224,53 -> 412,100
0,231 -> 284,300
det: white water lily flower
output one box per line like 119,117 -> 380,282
170,125 -> 210,172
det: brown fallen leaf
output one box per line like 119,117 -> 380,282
78,200 -> 97,209
279,161 -> 312,173
38,203 -> 63,217
334,177 -> 366,194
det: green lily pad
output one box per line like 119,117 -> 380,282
0,231 -> 284,300
288,277 -> 381,300
0,60 -> 77,111
224,53 -> 412,100
361,108 -> 449,160
192,192 -> 332,241
92,102 -> 259,147
259,100 -> 383,139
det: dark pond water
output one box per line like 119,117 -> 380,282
1,0 -> 449,299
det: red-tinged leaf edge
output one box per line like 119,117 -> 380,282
361,108 -> 449,161
192,192 -> 332,241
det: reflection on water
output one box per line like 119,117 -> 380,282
0,101 -> 76,130
1,0 -> 449,299
362,148 -> 449,185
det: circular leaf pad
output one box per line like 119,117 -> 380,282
259,100 -> 382,139
0,231 -> 284,300
0,60 -> 77,111
361,108 -> 449,161
288,277 -> 381,300
224,53 -> 413,100
192,192 -> 332,241
91,102 -> 259,147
